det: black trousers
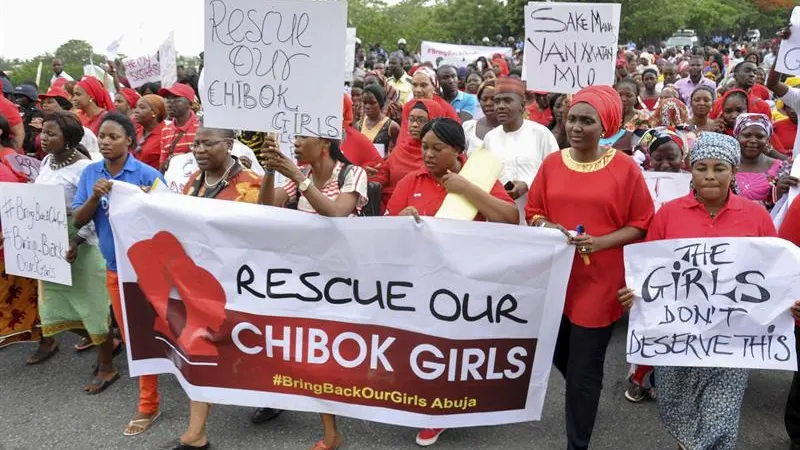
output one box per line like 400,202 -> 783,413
553,315 -> 615,450
785,327 -> 800,447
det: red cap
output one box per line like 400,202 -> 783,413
158,83 -> 196,102
39,86 -> 70,102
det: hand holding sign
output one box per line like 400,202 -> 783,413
776,7 -> 800,76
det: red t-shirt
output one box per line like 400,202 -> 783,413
779,196 -> 800,325
773,118 -> 797,156
647,193 -> 777,241
135,122 -> 164,170
0,96 -> 22,128
342,125 -> 383,168
525,148 -> 654,327
750,84 -> 771,102
386,167 -> 514,220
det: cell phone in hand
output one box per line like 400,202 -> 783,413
504,181 -> 514,190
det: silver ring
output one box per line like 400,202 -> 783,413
580,246 -> 588,253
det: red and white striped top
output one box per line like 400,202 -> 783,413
281,161 -> 368,216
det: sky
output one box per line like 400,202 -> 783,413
0,0 -> 206,60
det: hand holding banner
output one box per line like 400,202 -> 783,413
109,182 -> 574,428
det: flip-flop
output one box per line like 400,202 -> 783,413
26,344 -> 59,365
309,437 -> 343,450
74,336 -> 94,352
84,370 -> 120,395
92,340 -> 124,375
123,411 -> 162,437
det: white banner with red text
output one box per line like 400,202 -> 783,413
420,41 -> 513,67
108,182 -> 573,428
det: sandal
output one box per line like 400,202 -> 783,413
74,336 -> 94,352
84,369 -> 120,395
92,339 -> 124,375
309,437 -> 343,450
26,343 -> 59,365
123,411 -> 162,436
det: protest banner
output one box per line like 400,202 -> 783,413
624,237 -> 800,371
160,32 -> 178,87
345,28 -> 357,81
108,182 -> 573,428
524,2 -> 621,94
776,7 -> 800,77
420,41 -> 512,67
202,0 -> 346,139
643,172 -> 691,211
124,54 -> 161,88
4,153 -> 41,182
0,183 -> 71,286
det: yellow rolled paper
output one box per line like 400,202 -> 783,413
435,147 -> 502,221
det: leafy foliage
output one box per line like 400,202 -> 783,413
348,0 -> 794,51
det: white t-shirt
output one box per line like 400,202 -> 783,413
779,88 -> 800,158
482,120 -> 559,187
462,120 -> 484,155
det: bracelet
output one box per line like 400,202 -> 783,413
529,214 -> 547,227
265,168 -> 275,176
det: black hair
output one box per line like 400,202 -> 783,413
197,124 -> 236,140
420,118 -> 466,153
724,90 -> 749,108
0,114 -> 12,148
691,84 -> 717,102
351,77 -> 364,90
547,94 -> 567,129
325,138 -> 352,166
362,83 -> 386,109
139,82 -> 161,96
746,52 -> 762,65
412,101 -> 429,114
99,112 -> 138,150
465,71 -> 483,84
42,111 -> 90,158
436,64 -> 456,75
616,77 -> 640,98
733,60 -> 756,75
642,68 -> 658,79
54,96 -> 72,110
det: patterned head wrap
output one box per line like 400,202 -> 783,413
639,127 -> 688,158
651,98 -> 689,128
690,132 -> 741,167
413,66 -> 440,93
733,113 -> 773,139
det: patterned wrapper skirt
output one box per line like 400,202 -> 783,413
656,366 -> 749,450
0,260 -> 40,347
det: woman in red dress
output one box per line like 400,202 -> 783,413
525,85 -> 655,450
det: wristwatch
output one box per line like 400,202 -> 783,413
298,178 -> 312,192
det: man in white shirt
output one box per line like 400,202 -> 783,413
50,58 -> 74,85
483,77 -> 559,222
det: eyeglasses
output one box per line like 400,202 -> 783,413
189,139 -> 232,151
408,117 -> 429,125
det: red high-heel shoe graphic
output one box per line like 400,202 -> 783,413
127,231 -> 227,358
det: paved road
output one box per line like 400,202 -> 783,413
0,317 -> 795,450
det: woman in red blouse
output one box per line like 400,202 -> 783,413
618,132 -> 788,450
386,118 -> 518,222
133,95 -> 165,170
387,118 -> 518,447
525,85 -> 654,450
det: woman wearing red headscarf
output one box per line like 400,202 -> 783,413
491,54 -> 510,77
710,88 -> 783,150
114,87 -> 140,119
372,99 -> 448,208
525,85 -> 654,450
341,94 -> 383,168
72,76 -> 115,135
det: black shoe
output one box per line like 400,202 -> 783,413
250,407 -> 283,424
791,443 -> 800,450
158,439 -> 210,450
